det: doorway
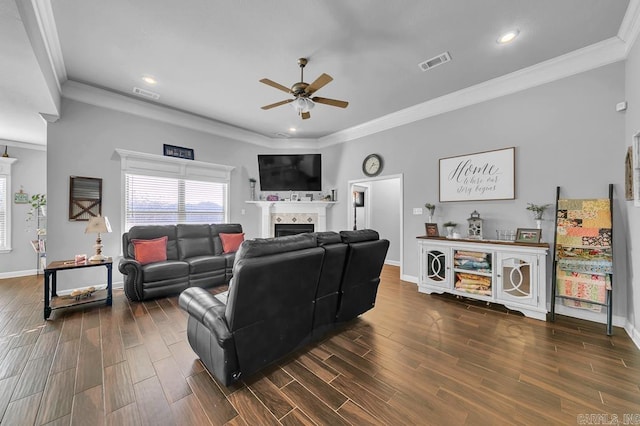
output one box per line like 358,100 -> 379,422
347,174 -> 403,274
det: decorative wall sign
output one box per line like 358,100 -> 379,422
14,190 -> 28,204
439,147 -> 515,202
163,144 -> 194,160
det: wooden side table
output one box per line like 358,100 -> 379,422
43,258 -> 113,320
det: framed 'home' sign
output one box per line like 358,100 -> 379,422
439,147 -> 515,202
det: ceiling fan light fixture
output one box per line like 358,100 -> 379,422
497,29 -> 520,44
291,97 -> 315,114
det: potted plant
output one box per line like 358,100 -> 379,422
424,203 -> 436,222
526,203 -> 551,228
26,193 -> 46,221
443,221 -> 457,237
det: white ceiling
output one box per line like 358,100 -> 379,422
1,0 -> 637,147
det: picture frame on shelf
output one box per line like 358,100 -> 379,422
290,194 -> 299,202
515,228 -> 542,243
425,223 -> 439,237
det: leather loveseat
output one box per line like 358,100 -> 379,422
178,229 -> 389,386
119,223 -> 243,301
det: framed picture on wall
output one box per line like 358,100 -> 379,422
439,147 -> 515,202
163,144 -> 194,160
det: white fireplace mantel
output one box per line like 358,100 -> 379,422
246,201 -> 336,237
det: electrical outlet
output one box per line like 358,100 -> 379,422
413,208 -> 423,215
241,209 -> 246,215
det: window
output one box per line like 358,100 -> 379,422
124,174 -> 227,230
0,158 -> 16,253
116,149 -> 234,232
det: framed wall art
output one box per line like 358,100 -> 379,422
69,176 -> 102,221
163,144 -> 194,160
439,147 -> 515,202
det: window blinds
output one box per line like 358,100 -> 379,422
124,173 -> 226,231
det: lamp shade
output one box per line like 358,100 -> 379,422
291,97 -> 315,114
85,216 -> 112,234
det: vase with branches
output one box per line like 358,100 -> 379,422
26,194 -> 46,221
526,203 -> 551,220
424,203 -> 436,222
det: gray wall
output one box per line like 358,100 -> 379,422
0,145 -> 46,276
46,98 -> 277,288
625,36 -> 640,340
369,178 -> 400,264
322,62 -> 627,323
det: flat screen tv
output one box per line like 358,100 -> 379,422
258,154 -> 321,191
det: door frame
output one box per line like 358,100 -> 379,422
347,174 -> 404,277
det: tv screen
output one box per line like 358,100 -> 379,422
258,154 -> 321,191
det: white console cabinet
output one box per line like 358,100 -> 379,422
417,237 -> 549,320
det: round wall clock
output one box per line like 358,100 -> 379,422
362,154 -> 383,177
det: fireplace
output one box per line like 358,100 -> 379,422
274,223 -> 314,237
247,200 -> 335,238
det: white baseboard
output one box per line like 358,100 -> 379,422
625,321 -> 640,350
401,274 -> 418,284
0,269 -> 38,279
553,305 -> 626,328
384,260 -> 400,267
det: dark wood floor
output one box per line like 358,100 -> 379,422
0,266 -> 639,425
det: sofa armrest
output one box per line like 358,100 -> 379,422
179,287 -> 233,349
118,258 -> 144,301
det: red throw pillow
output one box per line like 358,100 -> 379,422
132,236 -> 168,265
220,233 -> 245,253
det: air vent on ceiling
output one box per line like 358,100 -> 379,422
133,87 -> 160,100
418,51 -> 451,72
274,132 -> 292,138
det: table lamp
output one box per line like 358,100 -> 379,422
85,216 -> 112,261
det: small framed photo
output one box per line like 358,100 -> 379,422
290,194 -> 299,201
163,144 -> 194,160
425,223 -> 439,237
515,228 -> 542,243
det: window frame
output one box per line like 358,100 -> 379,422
116,149 -> 234,232
0,158 -> 18,253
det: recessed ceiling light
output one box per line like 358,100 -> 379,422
289,127 -> 296,132
142,76 -> 157,85
497,30 -> 519,44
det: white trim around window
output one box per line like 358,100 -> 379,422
0,158 -> 18,253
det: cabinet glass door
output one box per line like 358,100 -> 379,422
497,254 -> 537,305
424,249 -> 449,288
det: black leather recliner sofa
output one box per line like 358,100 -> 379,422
178,229 -> 389,386
119,223 -> 243,301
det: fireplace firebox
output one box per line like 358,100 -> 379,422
274,223 -> 314,237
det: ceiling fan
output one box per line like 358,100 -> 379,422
260,58 -> 349,120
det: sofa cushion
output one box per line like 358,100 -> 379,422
127,225 -> 179,260
315,231 -> 342,246
211,224 -> 244,255
142,260 -> 189,282
220,233 -> 245,253
132,237 -> 168,265
235,233 -> 317,260
177,224 -> 214,259
186,255 -> 226,274
340,229 -> 380,243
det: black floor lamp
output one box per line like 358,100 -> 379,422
353,191 -> 364,230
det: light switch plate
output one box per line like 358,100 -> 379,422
413,208 -> 423,215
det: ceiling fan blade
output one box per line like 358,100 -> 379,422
301,111 -> 310,120
261,99 -> 294,110
259,78 -> 292,94
312,97 -> 349,108
305,73 -> 333,94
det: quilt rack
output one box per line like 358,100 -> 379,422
550,184 -> 614,335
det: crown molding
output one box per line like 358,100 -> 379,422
619,0 -> 640,53
0,139 -> 47,151
31,0 -> 67,87
317,37 -> 627,148
62,81 -> 291,148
